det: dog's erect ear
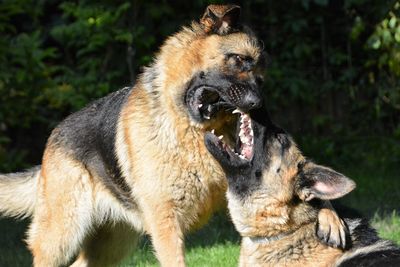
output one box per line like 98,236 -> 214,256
200,4 -> 241,35
296,163 -> 356,201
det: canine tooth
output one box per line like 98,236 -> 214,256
232,109 -> 241,114
204,115 -> 210,119
198,104 -> 203,108
211,129 -> 215,134
218,135 -> 224,140
239,155 -> 246,160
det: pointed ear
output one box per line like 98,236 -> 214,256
296,163 -> 356,201
200,4 -> 241,35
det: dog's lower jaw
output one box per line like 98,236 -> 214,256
238,223 -> 344,267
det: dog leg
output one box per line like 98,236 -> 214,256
27,182 -> 93,267
317,201 -> 348,249
70,221 -> 139,267
143,200 -> 185,267
27,155 -> 94,267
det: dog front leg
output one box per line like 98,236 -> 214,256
316,200 -> 348,249
144,200 -> 186,267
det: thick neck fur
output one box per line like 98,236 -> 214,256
240,221 -> 343,267
230,198 -> 345,267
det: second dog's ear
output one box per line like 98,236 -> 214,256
296,163 -> 356,201
200,4 -> 241,34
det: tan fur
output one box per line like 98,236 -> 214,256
239,225 -> 343,267
226,139 -> 348,266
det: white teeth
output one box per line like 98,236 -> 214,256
239,155 -> 246,160
218,135 -> 224,140
204,115 -> 210,120
198,104 -> 203,108
211,129 -> 215,134
232,109 -> 241,114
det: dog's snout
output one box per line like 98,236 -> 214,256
227,83 -> 262,112
242,91 -> 262,110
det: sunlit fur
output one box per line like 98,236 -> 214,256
222,120 -> 399,266
0,5 -> 263,267
227,141 -> 345,266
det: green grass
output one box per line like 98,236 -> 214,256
122,239 -> 240,267
121,213 -> 240,267
372,211 -> 400,245
0,166 -> 399,266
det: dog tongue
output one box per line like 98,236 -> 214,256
241,144 -> 253,159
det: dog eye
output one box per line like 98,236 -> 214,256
235,54 -> 244,63
228,54 -> 247,64
227,54 -> 254,72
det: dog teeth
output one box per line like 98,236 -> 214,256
218,135 -> 223,140
232,109 -> 241,114
198,104 -> 203,108
211,129 -> 215,134
237,112 -> 254,159
204,115 -> 210,120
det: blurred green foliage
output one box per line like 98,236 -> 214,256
0,0 -> 399,171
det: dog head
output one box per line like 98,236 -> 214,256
145,5 -> 264,133
204,108 -> 356,237
185,4 -> 263,123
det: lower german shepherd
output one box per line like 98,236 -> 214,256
205,108 -> 400,266
1,5 -> 347,267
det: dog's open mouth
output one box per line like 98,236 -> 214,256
186,85 -> 232,121
205,109 -> 254,164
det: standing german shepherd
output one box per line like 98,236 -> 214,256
1,5 -> 346,267
205,108 -> 400,266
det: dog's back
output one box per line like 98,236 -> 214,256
336,217 -> 400,266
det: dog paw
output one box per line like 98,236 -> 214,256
316,207 -> 348,249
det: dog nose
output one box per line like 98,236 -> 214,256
227,83 -> 263,112
241,92 -> 262,111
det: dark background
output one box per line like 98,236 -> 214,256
0,0 -> 399,172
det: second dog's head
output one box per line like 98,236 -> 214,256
204,108 -> 356,237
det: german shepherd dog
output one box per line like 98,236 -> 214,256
1,5 -> 346,267
205,108 -> 400,266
